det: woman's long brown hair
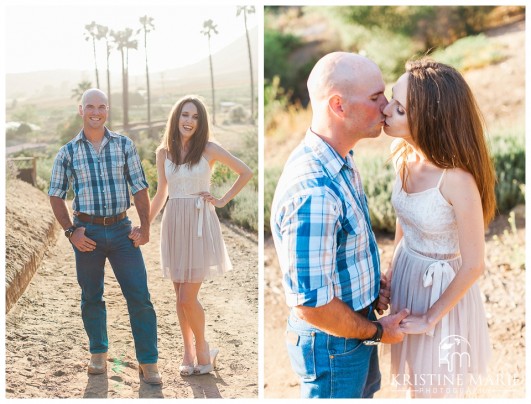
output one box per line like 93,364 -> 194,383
393,58 -> 496,227
159,95 -> 210,169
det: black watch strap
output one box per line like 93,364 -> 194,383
65,226 -> 77,239
363,321 -> 383,345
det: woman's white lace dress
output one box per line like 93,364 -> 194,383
160,155 -> 232,283
389,169 -> 491,398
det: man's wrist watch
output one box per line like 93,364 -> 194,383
64,226 -> 77,239
363,321 -> 383,345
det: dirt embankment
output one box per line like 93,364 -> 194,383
5,179 -> 59,313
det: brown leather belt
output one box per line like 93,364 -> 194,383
75,211 -> 127,226
356,297 -> 379,318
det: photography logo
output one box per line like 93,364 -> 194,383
390,334 -> 521,396
438,335 -> 471,372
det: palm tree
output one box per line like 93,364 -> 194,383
97,24 -> 112,126
201,19 -> 219,125
237,6 -> 256,121
84,21 -> 100,89
138,15 -> 155,135
111,28 -> 137,132
71,80 -> 93,101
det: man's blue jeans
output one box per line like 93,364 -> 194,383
286,309 -> 381,398
72,216 -> 158,364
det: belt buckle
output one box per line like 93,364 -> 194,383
103,216 -> 112,225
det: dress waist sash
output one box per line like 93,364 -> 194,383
401,241 -> 460,338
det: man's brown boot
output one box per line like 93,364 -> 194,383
139,363 -> 162,385
88,352 -> 107,375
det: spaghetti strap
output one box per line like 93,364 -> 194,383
436,169 -> 447,188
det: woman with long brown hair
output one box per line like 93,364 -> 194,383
381,59 -> 495,398
148,95 -> 252,376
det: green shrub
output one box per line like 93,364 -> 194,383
362,28 -> 418,84
211,182 -> 234,222
264,76 -> 289,114
312,6 -> 496,50
226,186 -> 258,232
36,156 -> 54,193
57,114 -> 83,145
356,157 -> 397,233
211,183 -> 257,233
227,104 -> 248,124
142,158 -> 158,198
432,34 -> 505,71
315,8 -> 421,83
264,26 -> 301,90
211,129 -> 258,233
490,132 -> 525,213
211,161 -> 236,186
265,76 -> 292,133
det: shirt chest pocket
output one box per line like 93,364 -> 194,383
72,158 -> 90,183
110,154 -> 125,178
341,202 -> 368,252
105,147 -> 126,179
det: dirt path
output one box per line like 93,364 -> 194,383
5,209 -> 258,399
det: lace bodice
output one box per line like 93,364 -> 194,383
391,170 -> 460,257
165,156 -> 211,198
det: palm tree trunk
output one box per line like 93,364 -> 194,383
125,50 -> 130,132
92,37 -> 100,89
244,10 -> 254,120
208,37 -> 216,125
106,44 -> 112,127
144,31 -> 151,136
120,47 -> 128,131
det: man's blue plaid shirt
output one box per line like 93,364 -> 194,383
271,130 -> 380,311
48,128 -> 148,216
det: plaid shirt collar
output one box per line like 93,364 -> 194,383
305,129 -> 355,177
73,127 -> 118,144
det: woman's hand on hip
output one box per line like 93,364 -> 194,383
195,192 -> 226,208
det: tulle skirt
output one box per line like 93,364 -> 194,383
160,197 -> 232,283
389,241 -> 491,398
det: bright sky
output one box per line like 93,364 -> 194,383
5,2 -> 258,75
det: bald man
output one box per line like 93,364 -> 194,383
49,89 -> 161,385
271,53 -> 409,398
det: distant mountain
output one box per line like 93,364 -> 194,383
6,26 -> 257,102
155,26 -> 258,94
5,70 -> 94,101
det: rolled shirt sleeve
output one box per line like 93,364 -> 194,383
48,147 -> 71,199
123,139 -> 149,195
